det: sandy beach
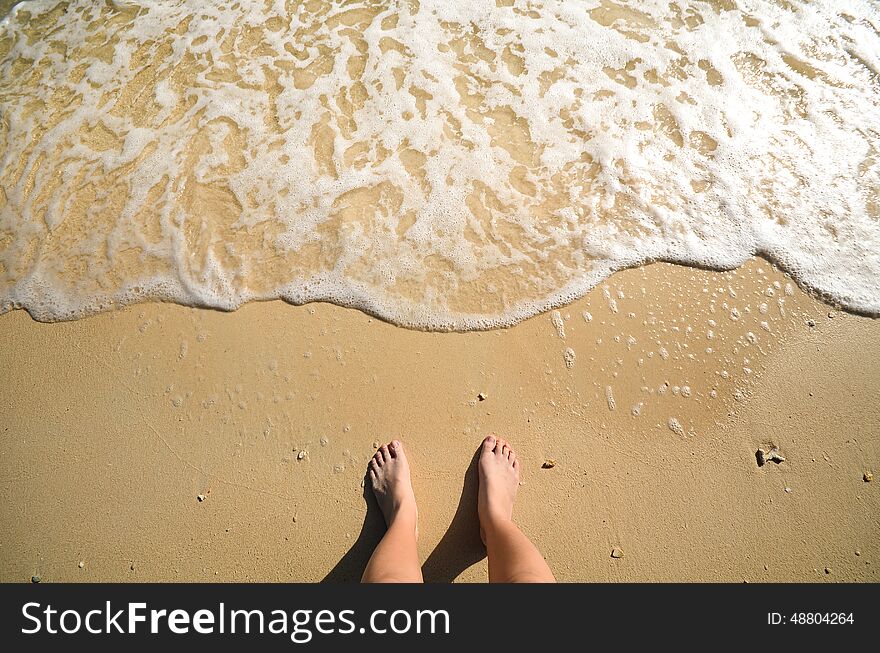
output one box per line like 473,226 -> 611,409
2,257 -> 877,582
1,0 -> 878,586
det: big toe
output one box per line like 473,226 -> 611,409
389,439 -> 406,460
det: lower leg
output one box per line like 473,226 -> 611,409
362,441 -> 423,583
483,520 -> 554,583
478,436 -> 555,583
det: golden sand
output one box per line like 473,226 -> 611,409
1,258 -> 877,581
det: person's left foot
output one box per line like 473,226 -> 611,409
368,440 -> 418,537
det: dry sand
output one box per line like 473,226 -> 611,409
1,257 -> 877,582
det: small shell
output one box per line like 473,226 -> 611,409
542,459 -> 556,469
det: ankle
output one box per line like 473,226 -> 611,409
387,497 -> 417,528
480,513 -> 514,540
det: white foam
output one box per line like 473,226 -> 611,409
0,0 -> 878,329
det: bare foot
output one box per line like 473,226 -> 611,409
368,440 -> 418,537
478,435 -> 520,544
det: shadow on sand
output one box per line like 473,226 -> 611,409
321,480 -> 386,583
321,448 -> 486,583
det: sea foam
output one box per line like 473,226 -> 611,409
0,0 -> 878,329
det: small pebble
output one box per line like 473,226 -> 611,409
864,471 -> 874,483
855,550 -> 861,557
197,494 -> 206,502
784,487 -> 792,493
824,566 -> 831,574
477,392 -> 487,401
31,575 -> 41,584
78,561 -> 84,569
372,441 -> 380,450
756,446 -> 785,467
806,319 -> 815,327
611,547 -> 624,559
542,459 -> 557,469
297,450 -> 306,460
769,449 -> 786,464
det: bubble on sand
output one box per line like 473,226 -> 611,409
563,347 -> 576,369
667,417 -> 685,437
551,311 -> 566,340
605,386 -> 616,412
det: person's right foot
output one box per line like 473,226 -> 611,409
477,435 -> 520,544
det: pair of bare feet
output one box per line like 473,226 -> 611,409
365,435 -> 553,582
368,436 -> 518,545
368,434 -> 534,549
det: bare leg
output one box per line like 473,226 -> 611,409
362,440 -> 423,583
478,435 -> 555,583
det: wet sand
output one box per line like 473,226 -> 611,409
1,258 -> 877,582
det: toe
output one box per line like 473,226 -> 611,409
390,440 -> 403,458
500,442 -> 510,458
368,468 -> 378,482
482,435 -> 496,452
495,438 -> 506,456
508,449 -> 516,464
369,459 -> 380,474
373,451 -> 384,466
379,444 -> 390,462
